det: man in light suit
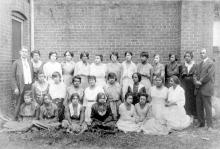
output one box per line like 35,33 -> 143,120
194,48 -> 215,131
12,47 -> 33,120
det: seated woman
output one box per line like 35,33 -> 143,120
135,93 -> 151,124
3,91 -> 39,132
116,92 -> 140,133
104,73 -> 122,120
49,72 -> 67,122
62,93 -> 87,134
90,93 -> 116,133
127,72 -> 146,105
135,93 -> 170,135
164,75 -> 192,130
33,94 -> 60,130
32,71 -> 49,106
19,90 -> 39,121
83,75 -> 104,124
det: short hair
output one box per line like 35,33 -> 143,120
184,51 -> 193,59
110,52 -> 119,60
64,50 -> 74,57
154,54 -> 160,58
52,71 -> 61,79
72,75 -> 81,83
69,93 -> 80,103
107,72 -> 117,81
170,75 -> 180,85
124,51 -> 133,57
88,75 -> 96,82
80,52 -> 89,59
43,94 -> 52,102
140,52 -> 149,58
24,90 -> 32,97
95,54 -> 103,61
31,50 -> 41,58
169,53 -> 178,61
49,51 -> 57,59
125,92 -> 133,101
154,74 -> 165,84
139,93 -> 149,103
96,92 -> 106,103
132,72 -> 142,82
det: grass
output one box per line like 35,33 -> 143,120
1,119 -> 220,149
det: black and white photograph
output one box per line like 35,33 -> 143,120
0,0 -> 220,148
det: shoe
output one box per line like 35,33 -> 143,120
194,123 -> 205,128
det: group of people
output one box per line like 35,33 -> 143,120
8,47 -> 215,134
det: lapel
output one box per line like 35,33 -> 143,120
188,63 -> 196,74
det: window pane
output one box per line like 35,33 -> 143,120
12,19 -> 22,61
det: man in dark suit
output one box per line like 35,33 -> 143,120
194,48 -> 215,131
12,47 -> 33,120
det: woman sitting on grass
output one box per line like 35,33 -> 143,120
116,92 -> 140,133
62,93 -> 87,134
33,94 -> 60,130
90,92 -> 116,133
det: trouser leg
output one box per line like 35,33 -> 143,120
196,92 -> 205,125
202,95 -> 213,127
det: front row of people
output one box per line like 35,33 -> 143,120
4,74 -> 192,135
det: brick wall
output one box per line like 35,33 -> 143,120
0,0 -> 30,115
34,0 -> 181,63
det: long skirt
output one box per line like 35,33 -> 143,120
63,74 -> 72,87
140,118 -> 170,135
140,76 -> 151,94
122,78 -> 133,99
109,100 -> 121,120
33,120 -> 60,130
80,75 -> 89,89
52,98 -> 65,122
164,106 -> 192,130
84,101 -> 96,124
117,119 -> 140,133
91,120 -> 116,132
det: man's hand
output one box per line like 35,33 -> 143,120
14,88 -> 19,95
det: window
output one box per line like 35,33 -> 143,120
12,16 -> 23,61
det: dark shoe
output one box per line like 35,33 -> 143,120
194,123 -> 205,128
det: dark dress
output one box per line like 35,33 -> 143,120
180,62 -> 197,117
165,61 -> 180,87
90,103 -> 116,131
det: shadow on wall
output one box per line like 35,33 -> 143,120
213,47 -> 220,97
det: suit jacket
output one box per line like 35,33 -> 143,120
12,58 -> 34,93
195,58 -> 215,96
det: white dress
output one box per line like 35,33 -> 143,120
49,82 -> 67,100
164,85 -> 192,130
61,61 -> 75,87
121,61 -> 137,98
150,86 -> 168,120
43,61 -> 62,83
83,85 -> 104,123
90,63 -> 107,88
117,103 -> 140,133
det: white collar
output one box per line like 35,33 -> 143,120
203,57 -> 208,63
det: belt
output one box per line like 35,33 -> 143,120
87,100 -> 95,102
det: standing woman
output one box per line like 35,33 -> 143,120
106,52 -> 122,84
43,51 -> 62,83
90,54 -> 107,87
152,54 -> 165,85
31,50 -> 43,82
62,51 -> 75,87
74,52 -> 90,89
121,52 -> 137,98
180,51 -> 197,120
165,54 -> 180,87
137,52 -> 153,93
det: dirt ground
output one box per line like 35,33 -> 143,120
0,119 -> 220,149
